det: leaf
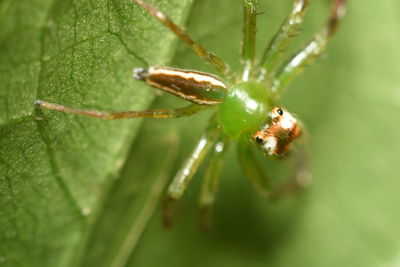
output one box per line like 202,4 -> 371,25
2,0 -> 400,267
0,0 -> 192,266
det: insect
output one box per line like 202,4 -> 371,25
35,0 -> 346,227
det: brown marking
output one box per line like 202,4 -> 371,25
144,68 -> 227,105
253,107 -> 301,156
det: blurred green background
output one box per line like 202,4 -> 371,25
1,0 -> 400,267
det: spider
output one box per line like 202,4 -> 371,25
35,0 -> 346,227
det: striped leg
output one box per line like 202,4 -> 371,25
135,0 -> 230,78
271,0 -> 346,95
35,100 -> 211,120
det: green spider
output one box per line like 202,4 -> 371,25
35,0 -> 346,227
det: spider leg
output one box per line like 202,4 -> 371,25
270,134 -> 312,200
241,0 -> 258,81
270,0 -> 346,96
237,136 -> 311,199
135,0 -> 230,78
258,0 -> 309,82
163,118 -> 220,227
167,120 -> 220,199
198,135 -> 230,230
237,140 -> 270,198
35,100 -> 212,120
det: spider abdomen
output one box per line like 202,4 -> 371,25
218,81 -> 271,139
134,67 -> 228,105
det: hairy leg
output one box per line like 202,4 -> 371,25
237,140 -> 270,198
270,134 -> 312,200
259,0 -> 308,81
241,0 -> 258,81
135,0 -> 230,78
198,136 -> 230,230
163,118 -> 220,227
237,136 -> 311,200
35,100 -> 212,120
271,0 -> 346,96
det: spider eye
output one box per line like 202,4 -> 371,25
277,108 -> 283,116
255,136 -> 263,144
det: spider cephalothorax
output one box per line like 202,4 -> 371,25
253,107 -> 300,156
35,0 -> 346,227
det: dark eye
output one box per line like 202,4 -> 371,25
255,136 -> 263,144
277,108 -> 283,116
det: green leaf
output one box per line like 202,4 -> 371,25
0,0 -> 192,266
2,0 -> 400,267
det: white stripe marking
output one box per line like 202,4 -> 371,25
280,112 -> 297,130
263,136 -> 278,155
149,67 -> 227,89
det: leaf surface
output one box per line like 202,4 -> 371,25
0,0 -> 192,266
1,0 -> 400,267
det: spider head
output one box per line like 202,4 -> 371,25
253,107 -> 301,156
